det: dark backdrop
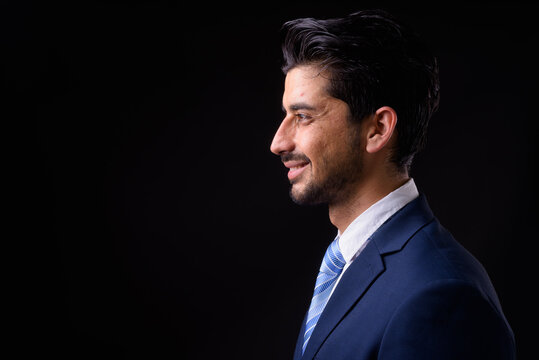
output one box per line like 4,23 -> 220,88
6,1 -> 537,358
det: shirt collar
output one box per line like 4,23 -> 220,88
338,178 -> 419,264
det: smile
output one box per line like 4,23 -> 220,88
284,161 -> 310,181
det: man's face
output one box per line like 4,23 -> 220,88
270,65 -> 364,205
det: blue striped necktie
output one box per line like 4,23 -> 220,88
302,237 -> 346,354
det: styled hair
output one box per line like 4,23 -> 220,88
281,9 -> 440,171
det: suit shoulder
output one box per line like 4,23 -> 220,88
381,218 -> 507,314
378,279 -> 516,359
409,219 -> 492,284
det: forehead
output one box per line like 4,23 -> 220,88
283,65 -> 331,103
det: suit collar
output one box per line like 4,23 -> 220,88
300,194 -> 434,359
371,194 -> 434,255
338,178 -> 419,264
300,244 -> 384,360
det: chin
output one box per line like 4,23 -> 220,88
289,182 -> 328,206
289,184 -> 306,204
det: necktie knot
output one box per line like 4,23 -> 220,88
319,237 -> 346,275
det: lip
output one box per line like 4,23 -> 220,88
284,160 -> 310,181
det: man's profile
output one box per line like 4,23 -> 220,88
270,9 -> 516,359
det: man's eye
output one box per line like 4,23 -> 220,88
296,113 -> 311,122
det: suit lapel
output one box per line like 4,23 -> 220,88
300,195 -> 435,359
301,244 -> 384,359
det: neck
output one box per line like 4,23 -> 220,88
328,172 -> 410,234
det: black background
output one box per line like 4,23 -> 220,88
5,1 -> 538,358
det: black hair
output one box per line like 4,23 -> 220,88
281,9 -> 440,171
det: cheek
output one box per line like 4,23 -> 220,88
314,134 -> 358,177
307,139 -> 336,178
297,122 -> 350,176
295,127 -> 318,157
308,134 -> 332,160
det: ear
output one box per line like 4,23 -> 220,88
365,106 -> 398,154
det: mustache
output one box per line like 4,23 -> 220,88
281,152 -> 311,163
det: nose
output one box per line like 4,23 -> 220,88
270,118 -> 295,155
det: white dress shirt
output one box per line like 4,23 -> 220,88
330,178 -> 419,297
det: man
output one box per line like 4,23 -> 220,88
270,9 -> 515,359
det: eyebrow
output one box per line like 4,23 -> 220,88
282,102 -> 317,112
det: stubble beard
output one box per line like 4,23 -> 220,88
289,136 -> 363,206
289,159 -> 363,206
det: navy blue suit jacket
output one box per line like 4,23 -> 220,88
294,195 -> 515,359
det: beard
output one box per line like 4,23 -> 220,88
286,132 -> 363,206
